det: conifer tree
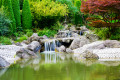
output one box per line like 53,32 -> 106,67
22,0 -> 32,29
3,0 -> 16,32
12,0 -> 21,31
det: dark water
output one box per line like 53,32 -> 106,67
0,52 -> 120,80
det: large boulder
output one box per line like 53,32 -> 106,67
0,57 -> 10,68
27,41 -> 41,52
27,33 -> 41,43
69,37 -> 90,50
86,34 -> 99,42
66,48 -> 73,53
16,48 -> 37,59
83,50 -> 99,60
57,45 -> 66,52
104,40 -> 120,48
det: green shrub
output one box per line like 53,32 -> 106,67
3,0 -> 16,32
0,36 -> 12,45
38,28 -> 57,37
25,29 -> 33,37
12,0 -> 21,31
0,8 -> 11,36
15,35 -> 28,42
30,0 -> 68,28
22,0 -> 32,29
95,28 -> 120,40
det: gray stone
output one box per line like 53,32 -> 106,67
0,57 -> 10,68
66,48 -> 73,53
16,48 -> 37,59
43,35 -> 48,39
104,40 -> 120,48
83,50 -> 99,60
70,37 -> 90,50
27,33 -> 41,43
58,45 -> 66,52
27,41 -> 40,51
86,34 -> 99,42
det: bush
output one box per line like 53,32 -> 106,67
25,29 -> 33,37
95,28 -> 120,40
0,36 -> 12,45
0,8 -> 11,36
38,28 -> 57,37
15,35 -> 28,42
30,0 -> 68,28
22,0 -> 32,29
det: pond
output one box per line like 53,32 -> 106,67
0,52 -> 120,80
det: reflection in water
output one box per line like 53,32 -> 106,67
44,52 -> 60,63
0,52 -> 120,80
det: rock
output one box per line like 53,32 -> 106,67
72,33 -> 79,38
43,35 -> 48,39
27,41 -> 40,51
58,45 -> 66,52
15,42 -> 22,46
86,34 -> 99,42
83,50 -> 99,59
16,48 -> 37,59
0,57 -> 10,68
104,40 -> 120,48
56,30 -> 69,38
69,38 -> 80,50
27,33 -> 41,43
70,37 -> 90,50
66,48 -> 73,53
70,26 -> 76,31
80,26 -> 88,31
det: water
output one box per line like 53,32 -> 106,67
0,52 -> 120,80
44,40 -> 61,51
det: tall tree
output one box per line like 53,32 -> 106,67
22,0 -> 32,29
0,0 -> 2,7
3,0 -> 16,32
12,0 -> 21,31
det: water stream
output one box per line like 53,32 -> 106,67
44,40 -> 60,51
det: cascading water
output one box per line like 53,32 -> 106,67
44,40 -> 61,51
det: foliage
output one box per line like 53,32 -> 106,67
0,0 -> 2,8
22,0 -> 32,29
56,0 -> 83,25
12,0 -> 21,31
0,7 -> 11,36
38,28 -> 57,37
81,0 -> 120,39
15,35 -> 28,42
25,29 -> 33,37
81,0 -> 120,28
0,36 -> 12,45
3,0 -> 16,32
30,0 -> 68,28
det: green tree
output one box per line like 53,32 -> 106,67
12,0 -> 21,31
0,0 -> 2,7
22,0 -> 32,29
3,0 -> 16,33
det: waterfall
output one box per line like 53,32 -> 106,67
44,40 -> 61,51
